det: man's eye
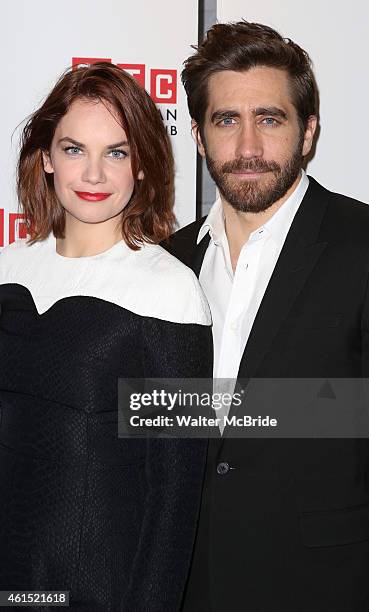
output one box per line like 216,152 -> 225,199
261,117 -> 279,126
220,117 -> 236,126
64,146 -> 82,155
109,149 -> 127,159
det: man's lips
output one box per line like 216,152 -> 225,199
230,170 -> 268,178
74,191 -> 112,201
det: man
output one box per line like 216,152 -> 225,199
164,21 -> 369,612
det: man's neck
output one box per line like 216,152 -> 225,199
223,174 -> 301,271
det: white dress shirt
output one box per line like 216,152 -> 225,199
198,171 -> 309,387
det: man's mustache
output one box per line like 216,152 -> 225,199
221,158 -> 281,173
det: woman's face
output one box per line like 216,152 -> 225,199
43,98 -> 142,228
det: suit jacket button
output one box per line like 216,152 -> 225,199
216,461 -> 230,475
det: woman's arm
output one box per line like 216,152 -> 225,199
122,318 -> 212,612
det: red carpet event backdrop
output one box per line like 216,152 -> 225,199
1,0 -> 199,247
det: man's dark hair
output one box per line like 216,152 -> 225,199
182,21 -> 318,134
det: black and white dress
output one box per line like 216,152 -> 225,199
0,234 -> 212,612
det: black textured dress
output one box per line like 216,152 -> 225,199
0,235 -> 212,611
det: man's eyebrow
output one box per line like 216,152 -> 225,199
210,107 -> 288,123
57,137 -> 129,148
252,106 -> 288,120
210,110 -> 240,123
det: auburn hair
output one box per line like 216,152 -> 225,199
182,20 -> 318,134
17,62 -> 175,249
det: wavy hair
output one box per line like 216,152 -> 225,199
182,21 -> 318,134
17,62 -> 175,249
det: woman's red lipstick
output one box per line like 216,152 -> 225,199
74,191 -> 111,201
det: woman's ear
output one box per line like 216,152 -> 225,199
42,150 -> 54,174
138,170 -> 144,180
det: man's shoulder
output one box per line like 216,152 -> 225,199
308,177 -> 369,235
322,184 -> 369,231
161,216 -> 207,266
327,189 -> 369,217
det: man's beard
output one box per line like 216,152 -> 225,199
205,139 -> 304,214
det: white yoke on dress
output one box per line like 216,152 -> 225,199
0,234 -> 211,327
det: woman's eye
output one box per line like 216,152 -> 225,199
64,146 -> 82,155
109,149 -> 127,159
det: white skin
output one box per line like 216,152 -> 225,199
43,98 -> 143,257
192,67 -> 317,270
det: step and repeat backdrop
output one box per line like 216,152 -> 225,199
217,0 -> 369,204
1,0 -> 198,247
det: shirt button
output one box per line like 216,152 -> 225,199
216,461 -> 230,475
230,321 -> 237,331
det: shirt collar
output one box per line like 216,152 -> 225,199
197,197 -> 224,245
197,170 -> 309,246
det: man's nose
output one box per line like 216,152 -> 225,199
234,122 -> 263,159
81,157 -> 106,184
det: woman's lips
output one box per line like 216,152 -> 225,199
74,191 -> 112,201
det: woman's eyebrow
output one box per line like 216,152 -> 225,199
106,140 -> 129,149
57,136 -> 84,147
57,137 -> 129,148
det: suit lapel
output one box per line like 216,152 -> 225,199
237,178 -> 329,381
237,237 -> 327,381
214,179 -> 328,440
192,233 -> 211,278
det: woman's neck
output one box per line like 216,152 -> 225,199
56,215 -> 123,257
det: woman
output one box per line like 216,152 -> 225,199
0,63 -> 212,611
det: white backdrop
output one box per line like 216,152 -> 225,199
217,0 -> 369,204
1,0 -> 198,247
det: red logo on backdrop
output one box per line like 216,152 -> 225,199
9,214 -> 27,244
0,209 -> 4,247
0,212 -> 27,247
117,64 -> 145,88
72,57 -> 112,68
150,69 -> 177,104
72,58 -> 177,104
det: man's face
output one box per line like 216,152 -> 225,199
194,67 -> 316,213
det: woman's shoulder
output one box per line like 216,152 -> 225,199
0,238 -> 212,326
1,237 -> 32,255
120,242 -> 212,326
0,238 -> 39,280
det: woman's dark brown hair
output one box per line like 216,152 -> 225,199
182,20 -> 318,135
18,62 -> 175,249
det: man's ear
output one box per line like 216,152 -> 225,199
302,115 -> 318,157
42,150 -> 54,174
191,120 -> 206,158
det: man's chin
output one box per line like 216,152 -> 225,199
219,179 -> 279,213
225,196 -> 277,214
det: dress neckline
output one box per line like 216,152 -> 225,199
46,233 -> 128,261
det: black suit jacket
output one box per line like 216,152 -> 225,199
164,177 -> 369,612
